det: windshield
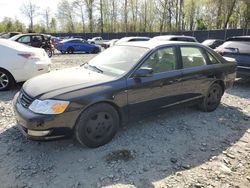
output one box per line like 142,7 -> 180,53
86,45 -> 149,76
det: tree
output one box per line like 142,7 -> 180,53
57,0 -> 75,32
42,7 -> 51,32
20,1 -> 39,32
84,0 -> 95,32
73,0 -> 86,32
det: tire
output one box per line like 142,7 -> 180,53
0,69 -> 15,91
45,48 -> 53,58
67,47 -> 74,54
74,103 -> 119,148
61,51 -> 66,54
199,83 -> 223,112
92,47 -> 100,54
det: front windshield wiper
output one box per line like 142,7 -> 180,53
82,62 -> 103,73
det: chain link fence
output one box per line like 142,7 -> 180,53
52,29 -> 249,42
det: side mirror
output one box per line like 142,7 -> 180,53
133,67 -> 153,78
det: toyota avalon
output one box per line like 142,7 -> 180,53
14,41 -> 236,148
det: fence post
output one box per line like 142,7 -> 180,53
224,29 -> 227,40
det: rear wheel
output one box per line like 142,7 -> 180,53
74,103 -> 119,148
0,69 -> 15,91
45,48 -> 53,57
67,47 -> 74,54
199,83 -> 223,112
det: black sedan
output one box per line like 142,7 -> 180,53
14,41 -> 236,148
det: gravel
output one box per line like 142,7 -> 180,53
0,54 -> 250,188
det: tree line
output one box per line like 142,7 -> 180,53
0,0 -> 249,34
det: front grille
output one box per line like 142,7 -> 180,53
19,90 -> 34,108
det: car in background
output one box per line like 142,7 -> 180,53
88,37 -> 103,44
87,37 -> 107,48
10,33 -> 54,58
215,36 -> 250,78
14,41 -> 236,147
0,39 -> 51,91
0,32 -> 21,39
51,36 -> 62,48
151,35 -> 198,42
103,39 -> 119,48
115,36 -> 150,45
202,39 -> 224,49
56,38 -> 101,54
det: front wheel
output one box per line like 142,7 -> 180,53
92,47 -> 100,54
0,69 -> 15,91
74,103 -> 119,148
199,83 -> 223,112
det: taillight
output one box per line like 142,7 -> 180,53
18,53 -> 40,60
18,54 -> 33,59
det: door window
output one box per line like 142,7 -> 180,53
18,36 -> 31,43
142,47 -> 177,73
207,52 -> 219,64
32,35 -> 43,42
180,47 -> 207,68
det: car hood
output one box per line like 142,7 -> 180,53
23,67 -> 115,99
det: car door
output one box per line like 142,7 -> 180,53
178,46 -> 216,100
126,46 -> 183,116
80,41 -> 90,52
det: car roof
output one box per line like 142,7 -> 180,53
226,36 -> 250,41
121,36 -> 150,39
152,35 -> 196,40
117,40 -> 204,49
62,38 -> 83,42
203,39 -> 224,41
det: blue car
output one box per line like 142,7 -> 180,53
56,38 -> 101,54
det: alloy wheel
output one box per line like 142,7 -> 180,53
0,71 -> 9,89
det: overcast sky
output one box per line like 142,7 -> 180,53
0,0 -> 60,25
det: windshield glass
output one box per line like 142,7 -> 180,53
87,45 -> 149,76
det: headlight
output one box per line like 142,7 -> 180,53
29,99 -> 70,114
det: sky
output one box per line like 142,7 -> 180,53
0,0 -> 60,25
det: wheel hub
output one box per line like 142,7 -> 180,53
86,112 -> 113,141
0,72 -> 9,88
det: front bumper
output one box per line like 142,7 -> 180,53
13,93 -> 79,140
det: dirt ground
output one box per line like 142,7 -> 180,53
0,54 -> 249,188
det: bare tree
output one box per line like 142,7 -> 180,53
20,1 -> 39,31
84,0 -> 95,32
57,0 -> 75,32
100,0 -> 103,33
223,0 -> 237,28
42,7 -> 51,32
124,0 -> 128,32
73,0 -> 85,32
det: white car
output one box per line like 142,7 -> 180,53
0,39 -> 51,91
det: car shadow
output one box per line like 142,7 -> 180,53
0,103 -> 249,187
0,84 -> 22,101
226,78 -> 250,100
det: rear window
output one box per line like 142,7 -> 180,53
171,37 -> 196,42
